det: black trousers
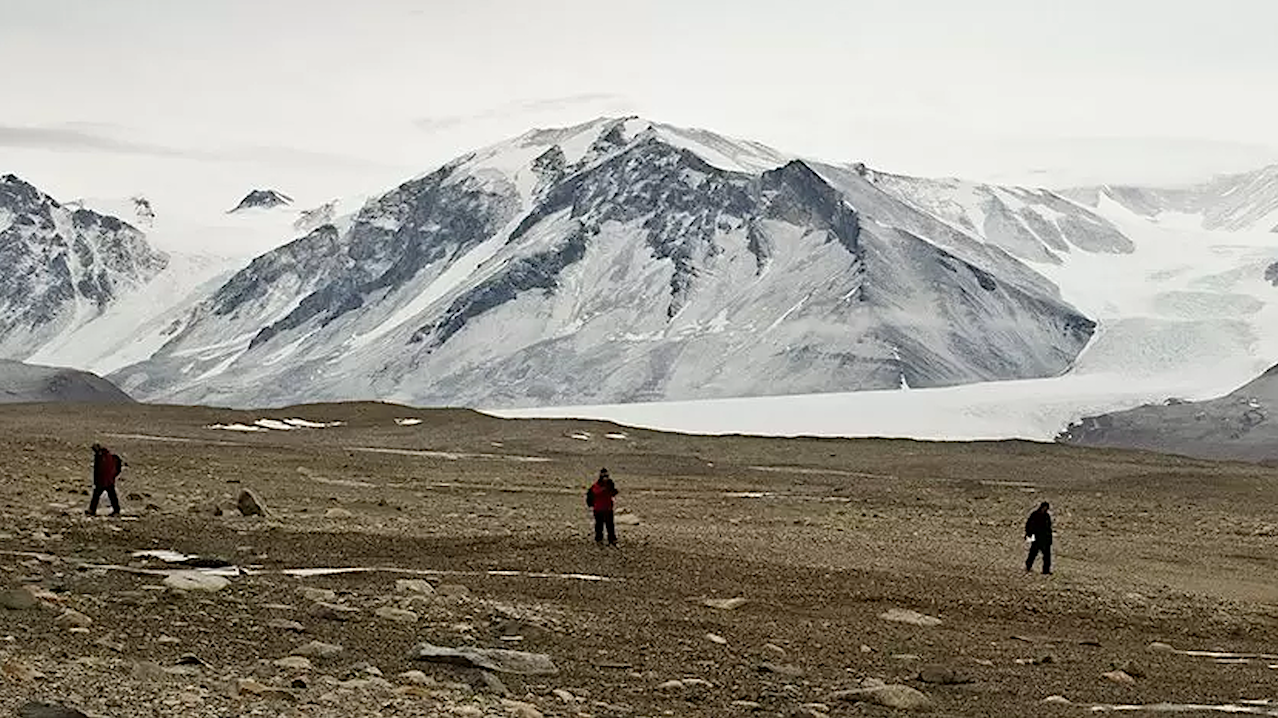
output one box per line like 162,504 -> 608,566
593,510 -> 616,544
88,484 -> 119,515
1025,541 -> 1052,574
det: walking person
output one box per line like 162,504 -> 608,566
86,443 -> 124,517
585,468 -> 619,546
1024,501 -> 1052,574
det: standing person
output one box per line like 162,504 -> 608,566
585,468 -> 619,546
1024,502 -> 1052,574
86,443 -> 123,517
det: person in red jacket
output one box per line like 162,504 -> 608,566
585,468 -> 619,546
86,443 -> 123,517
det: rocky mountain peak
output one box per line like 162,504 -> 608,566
230,189 -> 294,213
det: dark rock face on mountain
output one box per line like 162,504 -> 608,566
0,174 -> 168,358
112,118 -> 1095,409
1059,364 -> 1278,462
0,359 -> 134,404
229,189 -> 293,212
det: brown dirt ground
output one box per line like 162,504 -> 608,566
1,401 -> 1276,717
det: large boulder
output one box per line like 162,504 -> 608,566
237,489 -> 268,517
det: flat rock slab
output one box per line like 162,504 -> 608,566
163,571 -> 230,592
410,642 -> 558,675
830,684 -> 933,710
17,704 -> 90,718
879,608 -> 942,627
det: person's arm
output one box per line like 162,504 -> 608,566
1024,515 -> 1034,539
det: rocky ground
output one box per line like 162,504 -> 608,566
1,402 -> 1276,717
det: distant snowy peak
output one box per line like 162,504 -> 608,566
0,174 -> 169,358
1065,164 -> 1278,233
230,189 -> 294,213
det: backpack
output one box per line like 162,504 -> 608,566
108,452 -> 123,479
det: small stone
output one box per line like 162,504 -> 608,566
917,665 -> 970,684
732,700 -> 762,709
236,489 -> 268,517
764,643 -> 786,656
703,597 -> 748,610
300,587 -> 337,602
274,656 -> 312,670
54,608 -> 92,628
0,586 -> 40,610
1102,670 -> 1137,686
1111,660 -> 1145,678
3,660 -> 44,682
706,632 -> 728,645
308,601 -> 358,620
682,678 -> 713,688
398,670 -> 433,685
325,508 -> 353,519
162,572 -> 229,592
436,584 -> 470,598
292,641 -> 343,659
552,688 -> 576,702
758,662 -> 805,677
481,670 -> 510,695
1147,641 -> 1174,652
1043,695 -> 1072,704
375,606 -> 419,623
395,579 -> 434,595
499,700 -> 544,718
657,679 -> 685,691
860,644 -> 874,654
268,619 -> 306,632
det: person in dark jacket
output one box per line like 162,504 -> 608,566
585,468 -> 619,546
1024,502 -> 1052,574
86,443 -> 123,517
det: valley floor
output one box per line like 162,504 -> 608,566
1,403 -> 1276,717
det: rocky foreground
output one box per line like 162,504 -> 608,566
1,402 -> 1277,717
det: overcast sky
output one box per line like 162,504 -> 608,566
3,0 -> 1277,250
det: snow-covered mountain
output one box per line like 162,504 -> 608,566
0,174 -> 169,359
110,117 -> 1107,408
1065,164 -> 1278,233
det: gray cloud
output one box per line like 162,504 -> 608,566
0,123 -> 402,170
414,92 -> 631,133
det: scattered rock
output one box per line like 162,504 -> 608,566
758,662 -> 805,677
375,606 -> 419,623
706,632 -> 728,645
1111,660 -> 1145,678
764,643 -> 787,656
436,584 -> 471,598
16,703 -> 89,718
1102,670 -> 1137,686
732,700 -> 762,709
0,586 -> 40,610
615,512 -> 641,525
325,508 -> 354,519
879,608 -> 942,627
162,571 -> 229,592
177,654 -> 210,668
657,679 -> 686,691
1147,641 -> 1174,652
236,489 -> 268,517
54,608 -> 92,628
703,597 -> 748,610
395,578 -> 435,595
552,688 -> 578,703
410,642 -> 558,675
274,656 -> 312,670
292,641 -> 343,659
917,665 -> 971,685
1043,695 -> 1072,704
830,684 -> 933,710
